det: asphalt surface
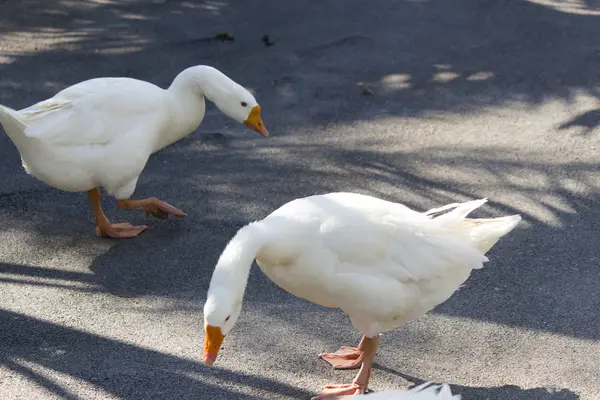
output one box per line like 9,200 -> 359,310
1,1 -> 599,399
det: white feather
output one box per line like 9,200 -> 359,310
0,65 -> 261,199
206,192 -> 521,339
353,382 -> 460,399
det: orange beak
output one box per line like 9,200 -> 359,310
243,105 -> 269,137
203,325 -> 225,366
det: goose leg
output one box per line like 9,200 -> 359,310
314,336 -> 379,399
88,188 -> 147,238
319,336 -> 367,369
117,197 -> 186,219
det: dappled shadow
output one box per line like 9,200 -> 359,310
2,139 -> 600,341
0,262 -> 99,283
1,0 -> 599,398
297,145 -> 600,340
0,262 -> 106,293
559,108 -> 600,135
0,309 -> 315,399
88,217 -> 236,298
373,367 -> 580,400
0,0 -> 598,130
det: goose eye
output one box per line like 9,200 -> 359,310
241,102 -> 248,107
225,315 -> 230,322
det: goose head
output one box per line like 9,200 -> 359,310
213,87 -> 268,137
203,288 -> 243,366
172,65 -> 269,137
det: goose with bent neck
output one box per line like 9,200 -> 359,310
0,65 -> 269,239
202,193 -> 521,399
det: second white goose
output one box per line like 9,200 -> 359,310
202,193 -> 520,398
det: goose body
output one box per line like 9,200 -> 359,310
1,77 -> 188,196
0,65 -> 268,238
254,193 -> 506,337
203,193 -> 520,398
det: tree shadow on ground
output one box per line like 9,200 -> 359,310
0,0 -> 598,127
2,142 -> 599,341
558,108 -> 600,135
1,0 -> 599,398
0,309 -> 314,399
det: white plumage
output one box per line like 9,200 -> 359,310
355,382 -> 462,400
1,78 -> 176,196
203,193 -> 520,398
0,65 -> 268,238
354,382 -> 459,399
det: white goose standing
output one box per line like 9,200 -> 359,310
203,193 -> 521,399
0,65 -> 268,238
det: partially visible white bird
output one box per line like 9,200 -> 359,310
0,65 -> 268,238
202,193 -> 520,398
354,382 -> 460,399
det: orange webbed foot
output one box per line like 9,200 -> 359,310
117,197 -> 186,219
319,346 -> 364,369
312,383 -> 364,399
96,222 -> 148,239
143,198 -> 186,219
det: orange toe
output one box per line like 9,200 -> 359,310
312,383 -> 363,399
319,347 -> 364,369
96,222 -> 148,239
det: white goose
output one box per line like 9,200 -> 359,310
203,193 -> 520,399
0,65 -> 268,238
354,382 -> 460,399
